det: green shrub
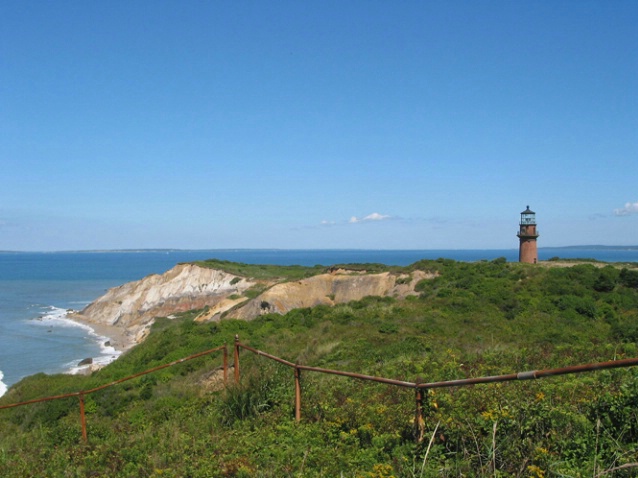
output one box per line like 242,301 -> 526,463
2,259 -> 638,476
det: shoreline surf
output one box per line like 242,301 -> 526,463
0,307 -> 128,399
0,371 -> 6,398
11,308 -> 125,388
34,307 -> 129,373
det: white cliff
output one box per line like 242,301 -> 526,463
71,263 -> 254,345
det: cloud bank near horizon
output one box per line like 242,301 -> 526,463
320,212 -> 393,227
349,213 -> 391,224
614,201 -> 638,216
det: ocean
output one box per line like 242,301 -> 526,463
1,248 -> 637,397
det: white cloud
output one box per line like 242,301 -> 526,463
349,212 -> 391,224
614,201 -> 638,216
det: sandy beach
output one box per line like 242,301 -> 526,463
68,313 -> 138,359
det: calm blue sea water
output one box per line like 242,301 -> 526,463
1,248 -> 637,397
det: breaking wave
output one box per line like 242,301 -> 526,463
31,306 -> 122,375
0,370 -> 7,398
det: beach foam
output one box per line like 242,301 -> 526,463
32,305 -> 90,330
31,306 -> 122,375
67,343 -> 122,375
0,370 -> 7,398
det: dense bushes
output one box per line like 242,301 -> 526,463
1,259 -> 638,476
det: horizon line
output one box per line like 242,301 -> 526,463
1,245 -> 638,254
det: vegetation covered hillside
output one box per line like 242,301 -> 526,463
2,259 -> 638,477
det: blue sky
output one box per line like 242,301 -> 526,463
1,1 -> 637,251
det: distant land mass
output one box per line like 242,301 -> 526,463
542,245 -> 638,250
2,246 -> 638,254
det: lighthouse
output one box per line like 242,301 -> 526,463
517,206 -> 539,264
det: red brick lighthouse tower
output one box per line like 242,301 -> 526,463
517,206 -> 539,263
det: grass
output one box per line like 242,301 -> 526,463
1,258 -> 638,476
191,259 -> 326,281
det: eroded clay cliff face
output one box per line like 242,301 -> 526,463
205,270 -> 434,321
74,263 -> 436,347
71,263 -> 253,344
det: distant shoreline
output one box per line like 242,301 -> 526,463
541,245 -> 638,251
1,245 -> 638,254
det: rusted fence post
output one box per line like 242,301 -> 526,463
294,366 -> 302,423
1,344 -> 227,444
78,392 -> 88,443
6,345 -> 638,453
234,335 -> 240,384
223,344 -> 228,386
415,382 -> 424,443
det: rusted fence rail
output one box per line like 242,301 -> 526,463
0,345 -> 228,442
234,336 -> 638,441
4,335 -> 638,445
416,356 -> 638,390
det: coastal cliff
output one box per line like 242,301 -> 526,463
215,269 -> 432,321
71,263 -> 254,346
72,263 -> 435,350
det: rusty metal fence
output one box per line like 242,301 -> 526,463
0,345 -> 228,442
233,335 -> 638,441
3,335 -> 638,444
